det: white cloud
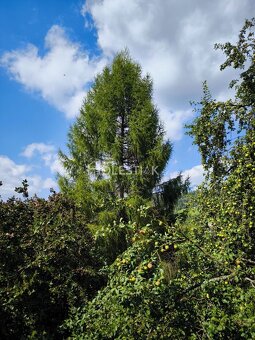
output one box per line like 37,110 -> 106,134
160,107 -> 193,140
0,142 -> 67,199
183,165 -> 205,187
22,143 -> 55,158
0,155 -> 56,200
1,1 -> 253,140
43,177 -> 57,189
1,25 -> 107,118
168,165 -> 204,188
0,156 -> 29,178
48,158 -> 66,177
22,142 -> 66,177
84,0 -> 254,139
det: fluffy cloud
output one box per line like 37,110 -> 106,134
1,25 -> 106,118
84,0 -> 253,139
1,1 -> 253,140
160,107 -> 193,140
0,155 -> 56,200
0,142 -> 67,200
22,142 -> 66,176
21,143 -> 55,158
168,164 -> 204,188
183,165 -> 205,187
42,177 -> 57,189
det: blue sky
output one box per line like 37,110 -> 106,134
0,0 -> 254,199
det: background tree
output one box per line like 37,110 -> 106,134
187,18 -> 255,183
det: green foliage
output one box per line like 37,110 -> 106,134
0,189 -> 105,339
153,174 -> 190,222
59,50 -> 171,209
58,50 -> 184,264
65,196 -> 255,339
66,18 -> 255,339
2,17 -> 254,340
187,18 -> 255,180
64,208 -> 186,339
183,17 -> 255,337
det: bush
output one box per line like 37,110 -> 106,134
0,189 -> 105,339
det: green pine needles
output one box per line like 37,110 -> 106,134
59,50 -> 171,206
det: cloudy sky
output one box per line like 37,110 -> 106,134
0,0 -> 254,199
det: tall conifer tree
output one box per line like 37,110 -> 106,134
59,51 -> 171,209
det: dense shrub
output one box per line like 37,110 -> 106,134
0,188 -> 105,339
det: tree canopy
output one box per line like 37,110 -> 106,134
59,51 -> 171,205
